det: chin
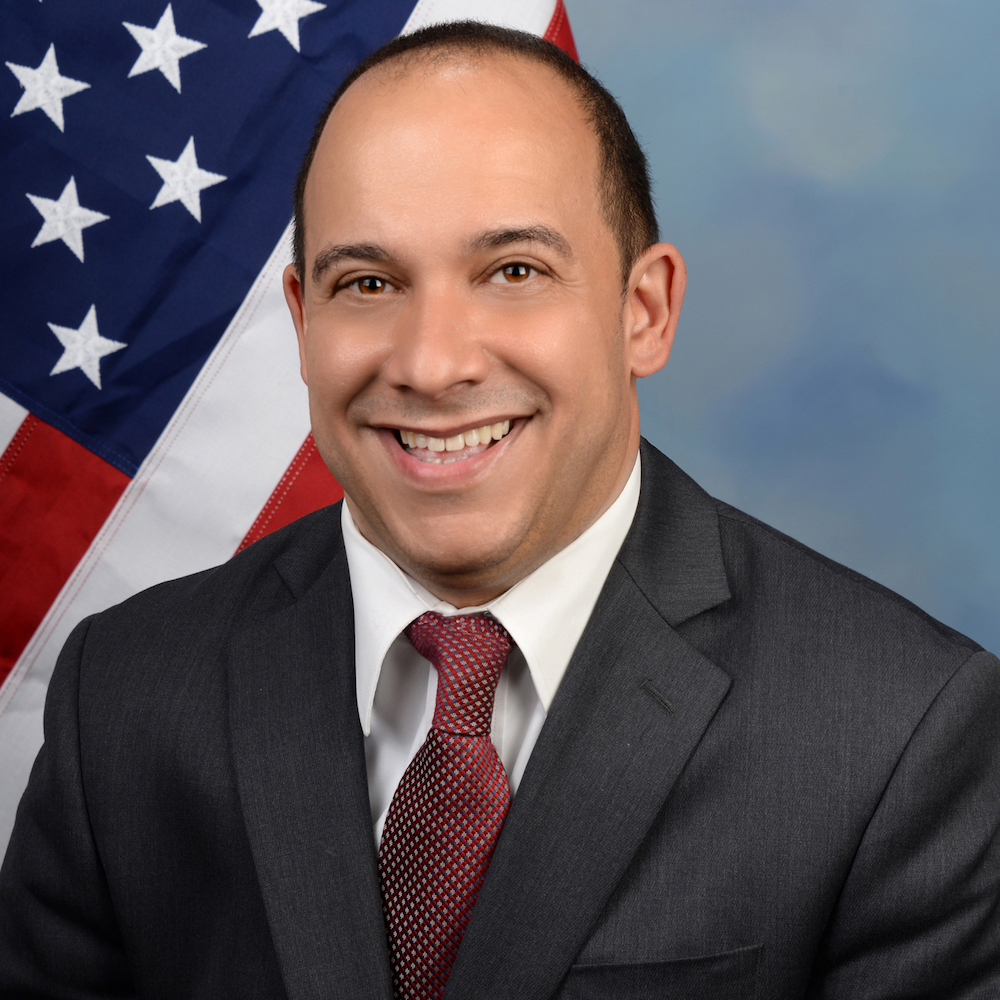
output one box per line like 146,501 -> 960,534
392,523 -> 524,593
404,536 -> 511,580
351,489 -> 538,599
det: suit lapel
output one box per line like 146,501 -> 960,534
445,442 -> 734,1000
227,515 -> 392,1000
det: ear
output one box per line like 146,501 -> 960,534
282,263 -> 310,386
623,242 -> 686,379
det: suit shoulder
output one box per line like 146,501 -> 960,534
85,502 -> 344,649
712,498 -> 984,659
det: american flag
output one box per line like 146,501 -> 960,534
0,0 -> 577,853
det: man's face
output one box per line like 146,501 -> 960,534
285,55 -> 678,604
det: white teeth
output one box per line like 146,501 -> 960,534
400,420 -> 513,459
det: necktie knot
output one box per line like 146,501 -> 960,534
405,611 -> 511,737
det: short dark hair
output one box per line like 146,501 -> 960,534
291,21 -> 658,286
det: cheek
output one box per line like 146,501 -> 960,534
519,312 -> 623,413
303,319 -> 385,409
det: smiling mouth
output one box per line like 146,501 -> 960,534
395,420 -> 512,465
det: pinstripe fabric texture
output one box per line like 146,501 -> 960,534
379,612 -> 512,999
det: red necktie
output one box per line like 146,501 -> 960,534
378,611 -> 513,1000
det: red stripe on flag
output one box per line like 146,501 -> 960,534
236,433 -> 344,554
544,0 -> 578,61
0,416 -> 129,684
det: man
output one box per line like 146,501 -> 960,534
2,21 -> 998,999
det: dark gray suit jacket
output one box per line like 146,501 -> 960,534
2,441 -> 999,999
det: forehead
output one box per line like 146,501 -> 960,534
303,53 -> 604,254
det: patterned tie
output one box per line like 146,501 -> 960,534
379,611 -> 513,1000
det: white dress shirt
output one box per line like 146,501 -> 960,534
343,453 -> 641,844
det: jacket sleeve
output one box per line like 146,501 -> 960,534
812,648 -> 1000,998
0,616 -> 135,997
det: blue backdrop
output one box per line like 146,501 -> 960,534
568,0 -> 1000,652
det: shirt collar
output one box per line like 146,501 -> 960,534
343,452 -> 642,735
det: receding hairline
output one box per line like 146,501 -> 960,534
307,44 -> 597,189
292,23 -> 659,285
298,48 -> 605,277
340,39 -> 580,93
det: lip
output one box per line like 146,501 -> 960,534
376,417 -> 526,487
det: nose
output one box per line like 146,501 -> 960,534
382,283 -> 490,399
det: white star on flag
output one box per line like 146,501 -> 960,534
27,176 -> 109,263
123,4 -> 206,94
249,0 -> 326,53
6,44 -> 90,132
146,136 -> 226,222
48,305 -> 126,390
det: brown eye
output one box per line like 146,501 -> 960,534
489,263 -> 534,284
356,276 -> 386,294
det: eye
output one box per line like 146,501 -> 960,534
489,263 -> 535,284
352,276 -> 388,295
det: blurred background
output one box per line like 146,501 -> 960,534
567,0 -> 1000,651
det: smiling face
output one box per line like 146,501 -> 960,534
284,53 -> 684,605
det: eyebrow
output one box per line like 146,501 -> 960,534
312,243 -> 390,284
467,225 -> 573,260
310,225 -> 574,284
